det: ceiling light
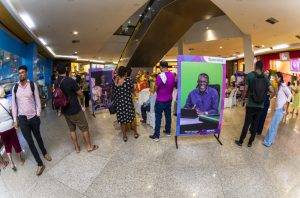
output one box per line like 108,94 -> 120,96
6,57 -> 10,60
74,51 -> 78,54
219,46 -> 223,49
73,31 -> 79,35
206,26 -> 209,30
261,45 -> 265,47
19,13 -> 35,29
38,38 -> 47,45
273,44 -> 289,50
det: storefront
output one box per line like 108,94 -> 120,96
0,27 -> 52,98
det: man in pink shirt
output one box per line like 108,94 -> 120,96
12,65 -> 51,176
149,61 -> 176,141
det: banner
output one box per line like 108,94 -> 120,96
176,55 -> 226,136
89,68 -> 114,112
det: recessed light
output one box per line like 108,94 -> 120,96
74,51 -> 78,54
73,31 -> 79,35
6,57 -> 10,60
206,26 -> 209,30
219,46 -> 223,49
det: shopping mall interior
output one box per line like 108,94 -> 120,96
0,0 -> 299,197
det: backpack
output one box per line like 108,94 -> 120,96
53,78 -> 69,109
14,81 -> 36,108
251,72 -> 268,103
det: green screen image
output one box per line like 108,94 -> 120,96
180,61 -> 223,108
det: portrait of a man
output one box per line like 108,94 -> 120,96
184,73 -> 219,115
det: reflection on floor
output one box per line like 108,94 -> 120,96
0,102 -> 299,198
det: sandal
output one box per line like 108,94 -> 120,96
134,133 -> 140,139
87,145 -> 99,152
123,136 -> 128,142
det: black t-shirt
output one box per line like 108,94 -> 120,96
56,76 -> 81,115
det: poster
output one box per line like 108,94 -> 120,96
176,55 -> 226,136
89,68 -> 114,112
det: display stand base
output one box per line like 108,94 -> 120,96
175,133 -> 222,149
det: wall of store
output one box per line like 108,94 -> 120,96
0,27 -> 52,82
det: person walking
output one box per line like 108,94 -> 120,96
113,66 -> 139,142
235,61 -> 274,147
55,65 -> 98,153
12,65 -> 51,176
0,86 -> 25,171
263,72 -> 292,147
290,80 -> 300,116
149,61 -> 176,141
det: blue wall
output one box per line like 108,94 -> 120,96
0,27 -> 52,82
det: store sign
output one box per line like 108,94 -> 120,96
280,52 -> 290,61
290,59 -> 300,73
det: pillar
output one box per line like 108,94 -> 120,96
178,38 -> 184,55
243,34 -> 254,73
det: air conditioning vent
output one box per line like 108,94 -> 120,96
265,17 -> 279,24
296,35 -> 300,40
72,39 -> 80,43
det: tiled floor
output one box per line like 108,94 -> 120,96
0,100 -> 299,198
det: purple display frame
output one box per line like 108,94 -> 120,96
89,67 -> 114,114
176,55 -> 226,138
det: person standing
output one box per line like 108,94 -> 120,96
0,86 -> 25,171
256,70 -> 271,135
235,61 -> 274,147
291,80 -> 300,116
113,66 -> 139,142
149,61 -> 176,141
55,65 -> 98,153
12,65 -> 51,176
263,72 -> 292,147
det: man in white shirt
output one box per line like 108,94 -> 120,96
263,72 -> 292,147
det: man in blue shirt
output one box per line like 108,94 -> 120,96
185,73 -> 219,115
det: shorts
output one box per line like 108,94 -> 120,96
64,110 -> 89,132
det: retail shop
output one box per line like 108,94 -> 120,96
0,27 -> 52,99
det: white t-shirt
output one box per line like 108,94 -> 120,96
276,83 -> 292,110
0,98 -> 14,133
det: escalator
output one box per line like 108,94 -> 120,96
118,0 -> 224,68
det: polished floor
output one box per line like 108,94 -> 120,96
0,100 -> 299,198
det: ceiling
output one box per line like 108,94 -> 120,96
165,0 -> 300,60
1,0 -> 148,62
2,0 -> 300,63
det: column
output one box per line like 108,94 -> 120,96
178,37 -> 184,55
243,34 -> 254,73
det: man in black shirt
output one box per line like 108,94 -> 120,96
56,65 -> 98,153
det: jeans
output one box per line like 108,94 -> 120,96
264,108 -> 284,146
238,106 -> 263,144
141,103 -> 150,121
154,101 -> 172,138
18,115 -> 47,166
257,96 -> 270,134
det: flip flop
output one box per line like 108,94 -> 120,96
87,145 -> 99,152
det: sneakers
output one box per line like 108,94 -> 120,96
234,140 -> 242,146
149,135 -> 159,142
247,142 -> 253,147
163,130 -> 171,137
